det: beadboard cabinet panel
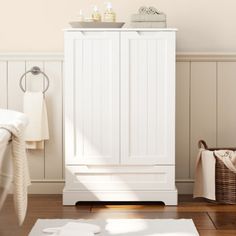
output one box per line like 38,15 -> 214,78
190,62 -> 217,178
121,32 -> 176,165
217,62 -> 236,147
0,62 -> 7,109
64,32 -> 120,165
176,62 -> 190,179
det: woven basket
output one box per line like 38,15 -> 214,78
198,140 -> 236,204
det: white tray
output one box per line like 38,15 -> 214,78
70,22 -> 125,28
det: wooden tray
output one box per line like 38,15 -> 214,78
69,22 -> 125,28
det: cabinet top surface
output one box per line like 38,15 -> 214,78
64,28 -> 177,32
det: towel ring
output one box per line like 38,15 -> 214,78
19,66 -> 50,93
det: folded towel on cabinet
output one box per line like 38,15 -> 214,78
131,13 -> 166,22
129,6 -> 166,28
23,92 -> 49,149
0,109 -> 30,225
129,22 -> 166,28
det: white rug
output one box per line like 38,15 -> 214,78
29,219 -> 199,236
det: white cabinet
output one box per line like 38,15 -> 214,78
64,29 -> 177,205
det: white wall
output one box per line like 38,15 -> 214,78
0,0 -> 236,52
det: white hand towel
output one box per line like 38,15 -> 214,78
23,92 -> 49,150
43,222 -> 101,235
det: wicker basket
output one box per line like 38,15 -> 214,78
198,140 -> 236,204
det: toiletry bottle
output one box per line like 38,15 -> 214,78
92,6 -> 101,22
104,2 -> 116,22
78,10 -> 84,22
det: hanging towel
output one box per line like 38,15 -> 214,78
193,149 -> 216,200
0,109 -> 30,225
23,92 -> 49,149
43,222 -> 101,235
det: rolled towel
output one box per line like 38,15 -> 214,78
138,6 -> 149,14
138,6 -> 161,15
43,222 -> 101,235
148,6 -> 161,14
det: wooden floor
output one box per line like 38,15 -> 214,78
1,195 -> 236,236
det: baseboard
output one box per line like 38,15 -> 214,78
27,179 -> 194,194
28,180 -> 65,194
176,180 -> 194,194
63,188 -> 178,205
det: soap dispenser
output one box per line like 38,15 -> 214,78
104,2 -> 116,22
92,6 -> 101,22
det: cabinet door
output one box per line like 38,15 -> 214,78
121,31 -> 176,165
65,32 -> 119,165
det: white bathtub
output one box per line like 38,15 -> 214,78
0,109 -> 28,208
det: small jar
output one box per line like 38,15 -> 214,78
92,6 -> 101,22
104,2 -> 116,22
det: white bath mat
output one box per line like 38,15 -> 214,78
29,219 -> 199,236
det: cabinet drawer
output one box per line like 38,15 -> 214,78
65,165 -> 175,191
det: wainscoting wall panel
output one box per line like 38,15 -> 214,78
0,62 -> 7,109
0,54 -> 64,193
176,54 -> 236,193
176,62 -> 190,179
1,53 -> 236,194
217,62 -> 236,147
190,62 -> 217,178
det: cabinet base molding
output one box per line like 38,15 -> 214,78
63,188 -> 178,206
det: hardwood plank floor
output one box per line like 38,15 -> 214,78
0,195 -> 236,236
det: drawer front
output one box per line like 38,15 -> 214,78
65,165 -> 175,191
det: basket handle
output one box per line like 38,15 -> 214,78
198,140 -> 208,149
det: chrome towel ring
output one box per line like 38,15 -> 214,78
19,66 -> 50,93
